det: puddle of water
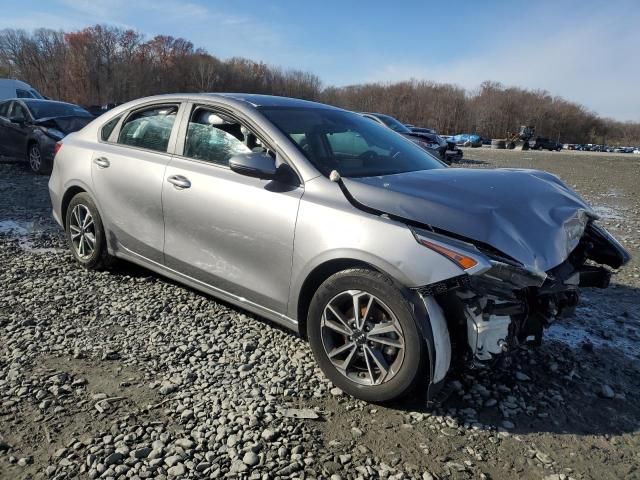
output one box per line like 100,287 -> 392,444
0,219 -> 32,235
0,219 -> 63,254
547,322 -> 640,359
592,205 -> 624,221
603,188 -> 624,198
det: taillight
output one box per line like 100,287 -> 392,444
54,142 -> 62,156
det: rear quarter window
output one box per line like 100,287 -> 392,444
101,115 -> 121,142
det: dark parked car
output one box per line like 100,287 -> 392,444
408,126 -> 435,134
0,99 -> 93,173
360,113 -> 450,164
85,103 -> 120,118
408,126 -> 464,163
533,137 -> 562,151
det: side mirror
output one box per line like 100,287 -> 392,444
229,152 -> 277,180
9,116 -> 25,125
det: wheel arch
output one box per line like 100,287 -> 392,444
60,185 -> 88,226
294,255 -> 451,400
296,258 -> 380,340
26,138 -> 38,154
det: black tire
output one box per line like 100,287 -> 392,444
28,142 -> 51,174
65,192 -> 113,270
307,268 -> 427,403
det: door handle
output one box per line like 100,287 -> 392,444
167,175 -> 191,189
93,157 -> 110,168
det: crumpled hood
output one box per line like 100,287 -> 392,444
342,168 -> 595,272
35,115 -> 92,135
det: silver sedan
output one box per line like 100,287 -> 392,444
49,94 -> 630,402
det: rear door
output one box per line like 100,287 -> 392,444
162,103 -> 303,313
90,102 -> 184,263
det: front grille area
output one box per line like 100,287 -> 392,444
414,275 -> 470,297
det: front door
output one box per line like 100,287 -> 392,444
162,105 -> 302,313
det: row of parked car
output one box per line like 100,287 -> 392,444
565,144 -> 640,153
359,113 -> 463,164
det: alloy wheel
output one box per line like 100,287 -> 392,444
29,145 -> 41,171
69,204 -> 96,259
321,290 -> 405,386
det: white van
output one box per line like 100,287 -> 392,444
0,79 -> 44,101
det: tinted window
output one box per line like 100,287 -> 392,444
11,103 -> 28,121
260,107 -> 444,178
118,105 -> 178,153
183,108 -> 251,166
16,89 -> 34,98
27,101 -> 91,119
101,115 -> 121,142
0,102 -> 9,117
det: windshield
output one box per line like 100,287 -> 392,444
370,113 -> 412,133
260,106 -> 444,178
26,101 -> 91,120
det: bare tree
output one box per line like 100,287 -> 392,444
0,25 -> 637,145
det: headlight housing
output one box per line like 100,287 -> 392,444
411,227 -> 491,274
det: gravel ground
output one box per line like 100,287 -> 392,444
1,149 -> 639,480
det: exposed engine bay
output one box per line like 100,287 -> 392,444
428,220 -> 630,367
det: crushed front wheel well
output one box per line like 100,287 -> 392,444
296,259 -> 378,340
60,186 -> 86,225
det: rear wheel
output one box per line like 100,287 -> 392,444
308,268 -> 427,403
28,143 -> 50,174
65,193 -> 113,270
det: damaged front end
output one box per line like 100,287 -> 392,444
337,166 -> 630,392
413,216 -> 630,368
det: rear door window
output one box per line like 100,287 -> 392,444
0,102 -> 9,117
117,105 -> 179,153
10,102 -> 28,121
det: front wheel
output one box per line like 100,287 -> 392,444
308,268 -> 427,403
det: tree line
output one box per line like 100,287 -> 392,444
1,25 -> 638,145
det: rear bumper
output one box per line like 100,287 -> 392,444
47,159 -> 64,228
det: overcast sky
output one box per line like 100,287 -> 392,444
2,0 -> 639,121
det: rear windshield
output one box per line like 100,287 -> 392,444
26,101 -> 91,120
